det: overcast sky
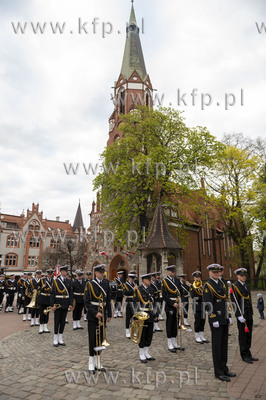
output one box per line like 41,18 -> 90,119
0,0 -> 265,227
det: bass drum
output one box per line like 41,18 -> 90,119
109,280 -> 118,300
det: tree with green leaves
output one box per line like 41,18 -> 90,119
93,106 -> 223,246
204,133 -> 265,277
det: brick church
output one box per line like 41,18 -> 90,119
87,3 -> 238,282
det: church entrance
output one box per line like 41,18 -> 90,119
108,254 -> 129,281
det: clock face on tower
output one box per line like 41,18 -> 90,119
129,24 -> 136,32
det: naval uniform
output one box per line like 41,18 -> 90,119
231,280 -> 253,360
38,277 -> 53,325
203,278 -> 230,377
133,284 -> 154,348
149,281 -> 160,323
114,277 -> 124,315
85,278 -> 112,357
50,276 -> 73,334
29,278 -> 41,319
72,277 -> 86,323
180,280 -> 190,320
0,279 -> 6,308
5,278 -> 17,311
123,280 -> 135,329
162,276 -> 181,339
190,283 -> 205,333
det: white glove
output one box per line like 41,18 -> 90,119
213,321 -> 219,328
229,318 -> 232,325
238,316 -> 246,323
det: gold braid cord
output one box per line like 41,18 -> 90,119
88,281 -> 103,301
206,282 -> 226,299
232,284 -> 250,300
136,288 -> 150,306
162,279 -> 179,295
54,279 -> 66,295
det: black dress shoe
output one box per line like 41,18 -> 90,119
73,327 -> 78,330
58,342 -> 66,346
65,321 -> 69,324
225,371 -> 236,377
77,326 -> 84,330
242,358 -> 253,364
140,359 -> 148,363
89,370 -> 96,375
53,344 -> 58,347
146,357 -> 156,361
216,375 -> 231,382
95,367 -> 106,372
177,347 -> 185,351
249,357 -> 259,361
168,348 -> 177,353
154,329 -> 163,332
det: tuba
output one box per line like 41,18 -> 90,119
27,289 -> 38,308
130,311 -> 149,344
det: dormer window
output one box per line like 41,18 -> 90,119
129,24 -> 136,32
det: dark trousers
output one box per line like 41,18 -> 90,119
210,324 -> 229,377
183,301 -> 189,319
73,302 -> 84,321
31,308 -> 39,318
24,297 -> 31,313
166,310 -> 178,338
6,293 -> 15,309
88,319 -> 103,356
139,320 -> 154,348
125,302 -> 134,329
194,311 -> 205,332
237,319 -> 253,359
258,310 -> 264,319
54,308 -> 68,334
0,292 -> 4,306
39,304 -> 49,324
17,294 -> 23,310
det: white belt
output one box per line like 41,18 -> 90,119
40,293 -> 50,296
140,307 -> 150,312
74,292 -> 84,296
117,289 -> 123,291
55,295 -> 69,299
126,296 -> 133,299
170,297 -> 178,301
90,301 -> 106,306
8,287 -> 16,290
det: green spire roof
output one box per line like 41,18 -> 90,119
120,4 -> 147,81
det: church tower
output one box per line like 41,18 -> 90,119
107,2 -> 153,146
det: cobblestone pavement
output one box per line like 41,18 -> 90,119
0,291 -> 265,400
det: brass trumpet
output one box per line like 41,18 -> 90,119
27,289 -> 38,308
193,279 -> 203,296
94,298 -> 110,373
43,304 -> 61,315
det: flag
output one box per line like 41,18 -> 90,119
54,264 -> 60,277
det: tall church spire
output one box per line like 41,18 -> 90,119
120,2 -> 147,81
107,3 -> 153,146
72,201 -> 84,233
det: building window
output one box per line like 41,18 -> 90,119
29,237 -> 40,248
50,239 -> 60,249
96,221 -> 103,234
6,235 -> 19,248
5,253 -> 18,267
227,236 -> 231,257
119,90 -> 125,114
28,256 -> 39,267
95,241 -> 99,253
223,236 -> 227,258
201,227 -> 206,256
205,213 -> 211,257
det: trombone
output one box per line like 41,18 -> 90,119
177,296 -> 186,351
94,297 -> 110,373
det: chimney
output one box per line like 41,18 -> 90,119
56,216 -> 60,221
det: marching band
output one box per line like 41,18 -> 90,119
0,262 -> 262,380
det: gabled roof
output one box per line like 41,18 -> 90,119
120,4 -> 147,81
138,201 -> 182,251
